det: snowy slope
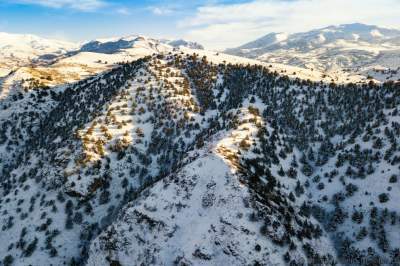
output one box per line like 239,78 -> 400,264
87,150 -> 335,266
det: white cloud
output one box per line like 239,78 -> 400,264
14,0 -> 108,11
116,7 -> 130,15
181,0 -> 400,50
149,6 -> 174,16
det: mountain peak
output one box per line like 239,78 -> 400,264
80,35 -> 204,54
164,39 -> 204,50
328,22 -> 378,31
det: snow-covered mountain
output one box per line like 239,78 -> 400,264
1,27 -> 400,266
226,23 -> 400,81
1,48 -> 400,266
79,35 -> 204,54
79,35 -> 170,54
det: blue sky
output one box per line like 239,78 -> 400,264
1,0 -> 400,50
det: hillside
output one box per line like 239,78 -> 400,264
0,49 -> 400,266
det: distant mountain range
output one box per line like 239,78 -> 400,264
226,23 -> 400,79
0,33 -> 202,77
2,24 -> 400,84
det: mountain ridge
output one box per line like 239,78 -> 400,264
228,23 -> 400,52
1,51 -> 400,265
